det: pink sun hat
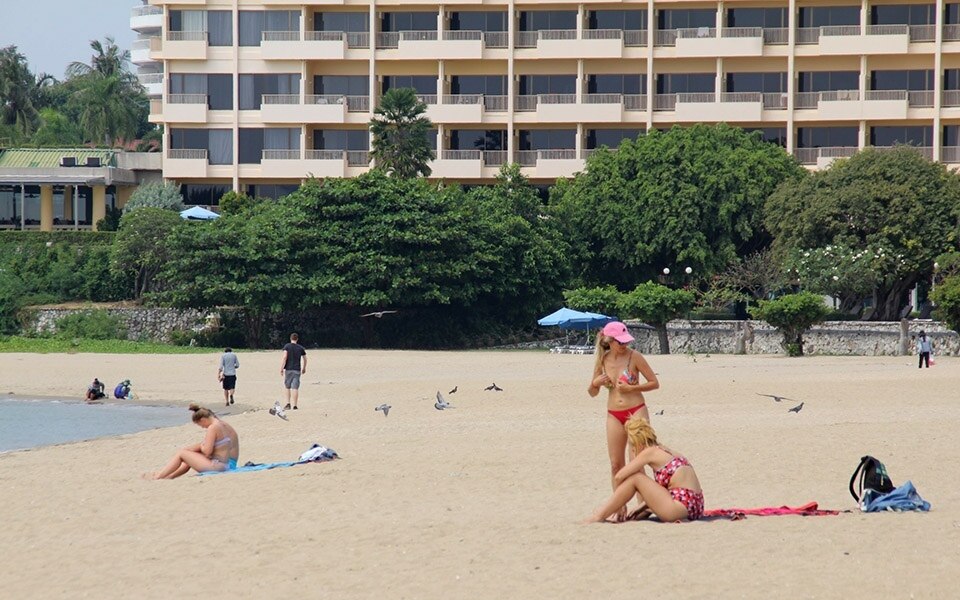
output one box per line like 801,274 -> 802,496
601,321 -> 634,344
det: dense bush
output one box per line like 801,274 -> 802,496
54,309 -> 127,340
750,292 -> 830,356
123,182 -> 184,213
931,275 -> 960,333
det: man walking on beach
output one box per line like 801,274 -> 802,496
281,333 -> 307,410
218,347 -> 240,406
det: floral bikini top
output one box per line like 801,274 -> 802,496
653,455 -> 692,487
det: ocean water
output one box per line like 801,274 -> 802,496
0,398 -> 186,453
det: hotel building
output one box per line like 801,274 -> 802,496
134,0 -> 960,202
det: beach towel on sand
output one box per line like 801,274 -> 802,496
199,444 -> 339,476
861,481 -> 930,513
702,502 -> 841,521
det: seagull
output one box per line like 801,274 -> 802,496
758,393 -> 794,403
268,400 -> 288,421
655,409 -> 665,416
484,383 -> 503,392
448,386 -> 458,394
375,403 -> 391,417
435,391 -> 454,410
360,310 -> 398,318
788,402 -> 804,414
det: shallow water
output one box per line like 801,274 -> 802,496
0,397 -> 185,453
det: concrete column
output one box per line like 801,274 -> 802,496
438,60 -> 445,100
232,0 -> 240,191
577,59 -> 584,103
577,4 -> 584,38
117,186 -> 134,211
859,56 -> 868,149
576,123 -> 584,159
860,0 -> 868,35
935,0 -> 945,161
716,57 -> 723,101
63,186 -> 73,221
787,0 -> 796,153
507,0 -> 515,161
438,5 -> 444,39
646,2 -> 655,130
92,185 -> 107,231
40,185 -> 54,232
717,1 -> 724,33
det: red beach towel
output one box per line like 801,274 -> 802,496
702,502 -> 841,521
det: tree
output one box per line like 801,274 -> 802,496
111,208 -> 183,299
67,38 -> 133,80
219,190 -> 257,216
124,182 -> 185,213
370,88 -> 435,178
784,244 -> 887,314
750,292 -> 829,356
0,46 -> 40,139
765,147 -> 960,321
931,274 -> 960,333
552,124 -> 804,289
29,108 -> 83,146
563,285 -> 622,316
617,282 -> 695,354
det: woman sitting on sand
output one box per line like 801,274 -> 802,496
587,321 -> 659,519
145,404 -> 239,479
584,414 -> 703,523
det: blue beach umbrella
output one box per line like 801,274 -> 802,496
179,206 -> 220,220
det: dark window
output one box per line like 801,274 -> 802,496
871,70 -> 934,91
265,128 -> 301,150
519,75 -> 577,95
451,75 -> 506,95
313,129 -> 369,150
742,127 -> 788,147
246,184 -> 299,200
948,4 -> 960,24
208,11 -> 233,46
239,74 -> 301,109
180,184 -> 231,206
726,72 -> 787,93
658,9 -> 715,30
796,127 -> 859,148
380,12 -> 438,32
798,7 -> 860,27
586,129 -> 644,149
588,10 -> 646,30
870,126 -> 933,146
239,10 -> 301,46
314,12 -> 368,32
449,129 -> 506,151
169,73 -> 206,95
315,75 -> 369,96
656,73 -> 715,94
797,71 -> 859,92
239,129 -> 264,164
519,11 -> 577,31
944,125 -> 960,146
726,8 -> 788,28
871,4 -> 935,25
382,76 -> 436,95
587,74 -> 645,94
449,12 -> 508,32
946,69 -> 960,90
170,128 -> 233,165
207,74 -> 233,110
518,129 -> 576,150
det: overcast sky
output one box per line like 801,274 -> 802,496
3,1 -> 139,79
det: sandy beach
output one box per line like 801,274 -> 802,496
0,349 -> 957,599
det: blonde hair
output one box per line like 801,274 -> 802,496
624,414 -> 658,453
593,332 -> 614,375
189,403 -> 215,423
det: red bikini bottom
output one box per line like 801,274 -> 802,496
607,403 -> 646,424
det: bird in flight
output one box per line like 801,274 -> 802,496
360,310 -> 398,318
435,391 -> 454,410
449,386 -> 458,394
758,393 -> 794,403
788,402 -> 804,413
484,383 -> 503,392
269,400 -> 288,421
375,403 -> 391,417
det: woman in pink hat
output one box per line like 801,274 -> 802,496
588,321 -> 659,520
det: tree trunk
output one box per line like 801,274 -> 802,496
872,278 -> 919,321
244,310 -> 263,348
656,324 -> 670,355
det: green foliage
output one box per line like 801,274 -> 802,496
765,147 -> 960,320
0,46 -> 40,139
111,208 -> 183,298
552,124 -> 804,289
749,292 -> 830,356
29,108 -> 83,146
931,274 -> 960,333
96,206 -> 122,232
54,309 -> 127,340
563,285 -> 622,316
219,190 -> 257,216
124,182 -> 184,213
0,335 -> 214,354
785,244 -> 895,314
617,282 -> 695,354
934,251 -> 960,284
370,88 -> 435,178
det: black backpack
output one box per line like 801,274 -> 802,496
849,455 -> 895,503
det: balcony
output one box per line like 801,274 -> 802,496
669,27 -> 764,57
131,39 -> 154,65
794,146 -> 859,168
517,149 -> 585,178
426,95 -> 486,122
138,72 -> 163,97
942,147 -> 960,163
431,150 -> 484,178
795,90 -> 910,119
165,149 -> 208,178
261,149 -> 347,178
261,31 -> 349,60
529,94 -> 626,122
261,94 -> 349,123
381,30 -> 487,59
943,90 -> 960,108
653,92 -> 763,121
130,5 -> 162,32
162,31 -> 208,60
818,25 -> 909,55
165,94 -> 208,123
515,29 -> 627,59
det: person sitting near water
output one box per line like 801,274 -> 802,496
583,414 -> 704,523
85,378 -> 106,402
144,404 -> 240,479
113,380 -> 131,399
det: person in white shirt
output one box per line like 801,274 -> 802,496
218,347 -> 240,406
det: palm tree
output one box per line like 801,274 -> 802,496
67,38 -> 135,82
0,46 -> 40,138
370,88 -> 435,178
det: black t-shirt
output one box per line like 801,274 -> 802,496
283,342 -> 306,371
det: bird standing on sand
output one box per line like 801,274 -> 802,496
375,403 -> 391,417
269,400 -> 288,421
484,383 -> 503,392
360,310 -> 398,318
758,393 -> 794,403
435,391 -> 454,410
788,402 -> 804,413
655,409 -> 665,416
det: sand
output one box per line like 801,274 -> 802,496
0,349 -> 957,599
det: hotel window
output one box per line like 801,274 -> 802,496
382,76 -> 436,95
449,12 -> 508,32
239,128 -> 300,164
798,7 -> 860,27
870,126 -> 933,146
871,4 -> 935,24
449,130 -> 506,151
246,184 -> 299,200
658,10 -> 715,30
169,10 -> 232,46
742,127 -> 788,147
518,129 -> 577,150
588,10 -> 646,30
380,12 -> 438,32
586,129 -> 644,149
726,72 -> 787,93
239,74 -> 301,110
519,75 -> 577,95
726,8 -> 788,28
943,125 -> 960,146
180,184 -> 231,206
170,128 -> 233,165
796,127 -> 859,148
656,74 -> 715,94
947,3 -> 960,23
169,74 -> 233,110
587,74 -> 645,95
797,71 -> 859,92
519,11 -> 577,31
313,130 -> 369,153
239,11 -> 301,46
450,76 -> 506,96
314,12 -> 368,32
870,70 -> 933,91
315,76 -> 368,96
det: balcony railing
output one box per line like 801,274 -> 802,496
794,146 -> 857,164
138,73 -> 164,84
306,150 -> 346,160
262,94 -> 300,105
943,90 -> 960,107
168,94 -> 207,104
416,94 -> 438,105
376,32 -> 400,49
443,30 -> 482,41
942,147 -> 960,162
820,90 -> 860,101
763,28 -> 789,45
539,149 -> 578,160
677,27 -> 719,39
515,31 -> 539,48
346,151 -> 370,166
306,31 -> 347,42
132,39 -> 152,51
168,149 -> 207,160
441,149 -> 481,160
539,29 -> 578,41
483,151 -> 507,166
167,31 -> 207,42
864,90 -> 906,101
821,25 -> 862,37
515,95 -> 538,111
484,95 -> 508,112
131,5 -> 162,17
583,94 -> 623,105
262,149 -> 300,160
539,94 -> 577,104
907,91 -> 935,107
582,29 -> 623,40
262,31 -> 299,42
306,95 -> 346,105
720,92 -> 762,103
794,92 -> 819,109
484,32 -> 509,48
908,24 -> 936,42
623,30 -> 648,46
795,28 -> 820,45
346,32 -> 370,48
517,150 -> 538,166
945,24 -> 960,41
654,30 -> 678,46
865,24 -> 908,36
677,92 -> 717,103
653,94 -> 677,111
624,94 -> 647,110
441,94 -> 483,105
346,96 -> 369,112
400,30 -> 438,42
762,92 -> 788,109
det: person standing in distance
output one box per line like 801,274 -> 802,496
281,333 -> 307,410
218,347 -> 240,406
916,330 -> 934,368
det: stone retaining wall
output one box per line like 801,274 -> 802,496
25,307 -> 215,343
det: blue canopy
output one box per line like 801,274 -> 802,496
537,307 -> 614,330
179,206 -> 220,220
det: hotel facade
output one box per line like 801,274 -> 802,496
133,0 -> 960,202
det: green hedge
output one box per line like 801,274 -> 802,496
0,231 -> 116,245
